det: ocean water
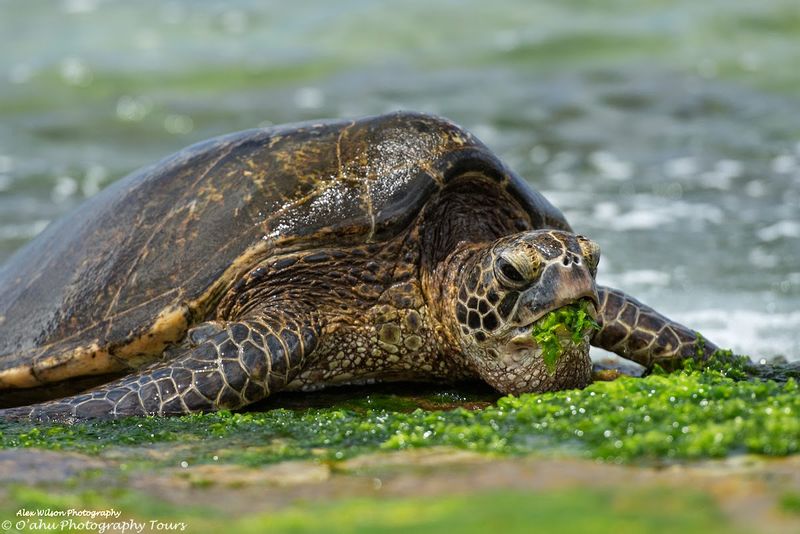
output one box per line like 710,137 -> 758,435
0,0 -> 798,360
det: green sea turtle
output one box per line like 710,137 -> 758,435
0,111 -> 718,421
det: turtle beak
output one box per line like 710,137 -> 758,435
512,259 -> 599,328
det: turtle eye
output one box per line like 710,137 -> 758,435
495,256 -> 526,287
576,236 -> 601,277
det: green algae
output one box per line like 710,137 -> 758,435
0,485 -> 738,534
781,492 -> 800,515
485,32 -> 669,68
530,300 -> 600,372
248,488 -> 735,534
1,353 -> 798,466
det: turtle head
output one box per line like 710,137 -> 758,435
451,230 -> 600,394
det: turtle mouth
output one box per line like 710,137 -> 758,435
507,298 -> 598,350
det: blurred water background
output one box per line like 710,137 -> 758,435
0,0 -> 798,360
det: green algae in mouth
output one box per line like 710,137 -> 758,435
530,299 -> 600,372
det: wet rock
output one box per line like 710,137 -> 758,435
339,447 -> 490,472
0,449 -> 106,484
175,460 -> 331,488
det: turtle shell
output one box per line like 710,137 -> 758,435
0,111 -> 569,391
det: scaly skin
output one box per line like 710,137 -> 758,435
0,229 -> 718,422
1,313 -> 320,422
445,231 -> 600,395
592,286 -> 718,369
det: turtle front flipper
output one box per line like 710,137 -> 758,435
0,315 -> 320,422
591,286 -> 718,370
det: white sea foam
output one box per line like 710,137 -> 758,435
699,159 -> 742,189
664,157 -> 698,179
600,269 -> 671,288
756,220 -> 800,242
0,220 -> 49,241
673,308 -> 800,360
51,176 -> 78,203
293,87 -> 324,110
590,196 -> 723,231
771,154 -> 796,174
538,190 -> 593,209
748,247 -> 779,268
589,150 -> 634,181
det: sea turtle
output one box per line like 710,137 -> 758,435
0,111 -> 718,422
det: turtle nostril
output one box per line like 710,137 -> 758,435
562,253 -> 582,267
